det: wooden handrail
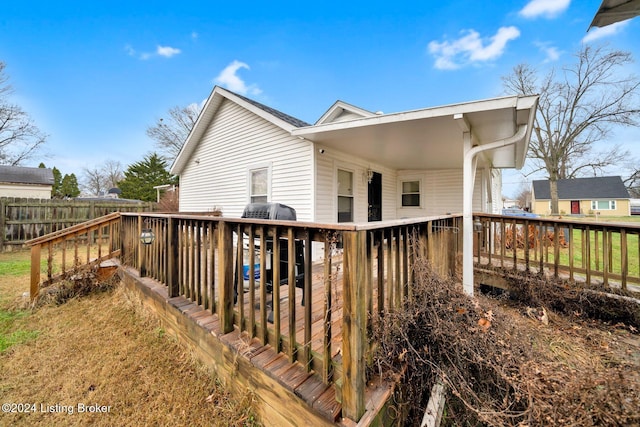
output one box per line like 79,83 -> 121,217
28,212 -> 123,301
25,212 -> 121,247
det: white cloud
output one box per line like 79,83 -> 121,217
534,41 -> 561,62
214,60 -> 262,95
157,45 -> 181,58
428,27 -> 520,70
191,31 -> 199,40
125,44 -> 181,60
582,21 -> 628,43
519,0 -> 571,19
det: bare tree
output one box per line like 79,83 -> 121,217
0,61 -> 47,165
502,45 -> 640,214
624,169 -> 640,198
102,159 -> 124,189
515,185 -> 532,210
82,160 -> 123,196
146,103 -> 200,160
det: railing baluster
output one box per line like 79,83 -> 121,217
303,231 -> 312,370
524,219 -> 529,272
569,224 -> 574,282
259,226 -> 268,343
287,227 -> 296,363
323,234 -> 333,384
236,224 -> 244,327
553,223 -> 559,278
586,225 -> 592,285
621,229 -> 628,291
248,225 -> 256,339
217,221 -> 234,334
272,226 -> 281,352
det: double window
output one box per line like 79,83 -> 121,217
591,200 -> 616,210
401,180 -> 421,207
337,169 -> 353,222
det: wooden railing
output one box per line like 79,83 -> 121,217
25,212 -> 123,300
23,210 -> 640,422
119,212 -> 460,421
474,213 -> 640,290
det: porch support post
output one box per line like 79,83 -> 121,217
462,130 -> 476,296
342,229 -> 367,422
461,124 -> 528,296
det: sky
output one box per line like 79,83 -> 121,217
1,0 -> 638,198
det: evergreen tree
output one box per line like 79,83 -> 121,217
60,173 -> 80,198
51,167 -> 63,198
118,153 -> 176,201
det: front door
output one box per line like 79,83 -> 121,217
368,172 -> 382,221
570,200 -> 580,215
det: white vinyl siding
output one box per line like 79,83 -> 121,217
178,99 -> 313,219
396,169 -> 484,217
314,145 -> 397,223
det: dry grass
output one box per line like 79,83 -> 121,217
0,251 -> 260,427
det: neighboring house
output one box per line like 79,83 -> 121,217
531,176 -> 631,216
171,86 -> 538,225
0,165 -> 54,199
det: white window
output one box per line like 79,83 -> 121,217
401,180 -> 421,207
250,168 -> 269,203
337,169 -> 353,222
591,200 -> 616,210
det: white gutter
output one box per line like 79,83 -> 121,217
462,125 -> 528,296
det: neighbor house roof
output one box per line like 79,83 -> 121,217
0,165 -> 54,186
532,176 -> 630,200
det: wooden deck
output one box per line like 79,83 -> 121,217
26,212 -> 462,425
119,260 -> 390,426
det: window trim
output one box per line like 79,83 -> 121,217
590,199 -> 616,211
398,176 -> 423,209
336,166 -> 355,223
247,163 -> 272,204
400,179 -> 422,208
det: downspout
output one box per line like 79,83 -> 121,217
462,124 -> 528,296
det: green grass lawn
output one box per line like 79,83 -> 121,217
0,251 -> 40,352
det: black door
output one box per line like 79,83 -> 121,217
368,172 -> 382,221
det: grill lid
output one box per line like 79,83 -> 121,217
241,202 -> 297,220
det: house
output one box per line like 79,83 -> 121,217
0,165 -> 54,199
172,86 -> 537,221
171,87 -> 538,292
531,176 -> 631,216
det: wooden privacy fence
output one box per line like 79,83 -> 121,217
474,213 -> 640,290
118,212 -> 460,422
0,197 -> 153,251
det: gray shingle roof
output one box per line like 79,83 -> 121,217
0,165 -> 54,186
532,176 -> 629,200
231,92 -> 311,128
